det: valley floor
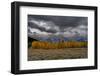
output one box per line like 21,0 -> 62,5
28,48 -> 87,61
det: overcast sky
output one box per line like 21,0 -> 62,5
28,15 -> 88,38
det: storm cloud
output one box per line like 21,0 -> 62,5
28,15 -> 88,38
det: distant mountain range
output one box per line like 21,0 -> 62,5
28,35 -> 87,42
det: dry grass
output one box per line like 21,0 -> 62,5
28,48 -> 87,61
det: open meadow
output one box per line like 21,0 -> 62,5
28,48 -> 87,61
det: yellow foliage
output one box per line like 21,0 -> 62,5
32,41 -> 87,49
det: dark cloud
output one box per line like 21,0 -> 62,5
28,21 -> 57,33
28,15 -> 88,37
28,15 -> 87,30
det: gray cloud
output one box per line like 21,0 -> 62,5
28,18 -> 59,33
28,15 -> 88,38
28,15 -> 87,30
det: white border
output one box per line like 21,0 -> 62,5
20,6 -> 95,70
